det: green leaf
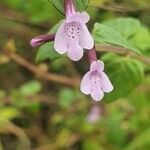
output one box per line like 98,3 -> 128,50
93,23 -> 141,54
125,128 -> 150,150
130,26 -> 150,53
0,107 -> 19,123
103,17 -> 150,54
82,140 -> 102,150
106,110 -> 127,147
50,0 -> 90,14
11,89 -> 41,110
101,53 -> 144,102
36,42 -> 60,63
58,88 -> 76,108
26,102 -> 41,114
103,17 -> 141,39
20,80 -> 42,96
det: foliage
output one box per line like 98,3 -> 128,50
0,0 -> 150,149
50,0 -> 90,14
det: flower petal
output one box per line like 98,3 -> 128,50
90,60 -> 104,72
79,24 -> 94,49
67,40 -> 83,61
80,71 -> 91,95
30,38 -> 43,48
54,22 -> 67,54
91,85 -> 104,101
101,72 -> 113,93
80,12 -> 90,23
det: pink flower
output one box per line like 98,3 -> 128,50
87,106 -> 101,123
30,34 -> 55,48
54,6 -> 94,61
80,60 -> 113,101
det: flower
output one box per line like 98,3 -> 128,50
80,60 -> 113,101
30,34 -> 55,48
54,10 -> 94,61
87,106 -> 101,123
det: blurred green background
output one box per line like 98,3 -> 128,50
0,0 -> 150,150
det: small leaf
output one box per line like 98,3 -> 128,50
36,42 -> 60,63
20,81 -> 42,96
50,0 -> 90,14
82,140 -> 102,150
0,107 -> 19,122
58,88 -> 76,108
93,23 -> 141,54
101,53 -> 144,102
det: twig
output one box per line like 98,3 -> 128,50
95,44 -> 150,66
4,52 -> 80,87
2,94 -> 57,105
90,3 -> 150,12
0,122 -> 31,150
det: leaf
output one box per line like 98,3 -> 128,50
106,110 -> 127,147
125,128 -> 150,150
82,140 -> 102,150
20,80 -> 42,96
103,17 -> 150,54
0,107 -> 19,123
92,23 -> 141,54
58,88 -> 76,108
103,17 -> 141,39
27,102 -> 41,114
101,53 -> 144,102
130,26 -> 150,53
50,0 -> 90,14
36,42 -> 60,63
11,89 -> 41,110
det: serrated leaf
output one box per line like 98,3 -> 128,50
101,53 -> 144,102
93,23 -> 141,54
50,0 -> 90,14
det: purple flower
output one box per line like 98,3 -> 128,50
54,6 -> 94,61
80,60 -> 113,101
30,34 -> 55,48
87,106 -> 101,123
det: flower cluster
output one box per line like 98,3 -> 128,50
30,0 -> 113,101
